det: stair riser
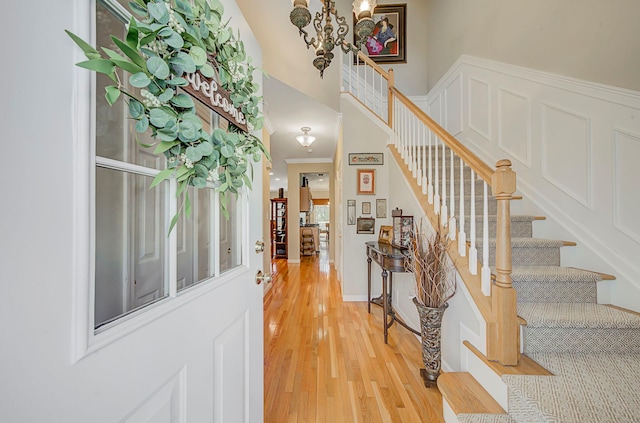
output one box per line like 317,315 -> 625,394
523,328 -> 640,353
463,220 -> 533,239
514,281 -> 597,303
478,246 -> 561,267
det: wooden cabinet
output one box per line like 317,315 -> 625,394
300,187 -> 312,212
271,199 -> 287,258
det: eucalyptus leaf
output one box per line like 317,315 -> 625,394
169,52 -> 196,75
148,2 -> 170,24
130,72 -> 151,88
196,142 -> 213,156
192,176 -> 207,188
178,120 -> 198,142
76,59 -> 115,75
128,99 -> 145,119
194,164 -> 208,178
128,1 -> 148,17
166,77 -> 189,86
150,167 -> 175,188
149,107 -> 173,127
136,116 -> 150,133
189,46 -> 207,66
157,127 -> 178,141
165,32 -> 184,49
126,18 -> 139,49
220,144 -> 235,158
111,36 -> 146,69
171,93 -> 195,108
65,30 -> 102,60
111,58 -> 143,74
147,57 -> 170,79
200,63 -> 215,78
180,112 -> 202,130
105,85 -> 121,105
158,27 -> 173,37
154,140 -> 179,154
186,146 -> 203,162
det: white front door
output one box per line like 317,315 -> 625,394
0,0 -> 265,421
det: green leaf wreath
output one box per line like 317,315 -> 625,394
67,0 -> 269,231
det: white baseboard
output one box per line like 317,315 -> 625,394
342,295 -> 368,302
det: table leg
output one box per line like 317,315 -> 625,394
367,256 -> 372,313
382,268 -> 389,344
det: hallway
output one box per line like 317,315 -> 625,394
264,246 -> 444,422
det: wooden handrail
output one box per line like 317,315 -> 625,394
353,49 -> 390,81
390,87 -> 494,184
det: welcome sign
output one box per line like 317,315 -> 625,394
183,70 -> 249,133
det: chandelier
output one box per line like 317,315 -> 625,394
296,127 -> 316,147
290,0 -> 377,78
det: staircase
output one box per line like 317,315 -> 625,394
342,49 -> 640,422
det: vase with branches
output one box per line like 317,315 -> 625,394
405,219 -> 456,384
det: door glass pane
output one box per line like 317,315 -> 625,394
177,186 -> 215,291
95,166 -> 168,329
219,194 -> 242,273
95,2 -> 165,170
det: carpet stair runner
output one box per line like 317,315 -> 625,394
433,170 -> 640,422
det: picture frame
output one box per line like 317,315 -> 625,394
378,225 -> 393,244
376,198 -> 387,218
353,4 -> 407,65
357,169 -> 375,195
357,217 -> 376,234
347,199 -> 356,225
348,153 -> 384,165
362,201 -> 371,215
392,215 -> 413,249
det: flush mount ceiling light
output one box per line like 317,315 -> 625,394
296,127 -> 316,147
290,0 -> 377,78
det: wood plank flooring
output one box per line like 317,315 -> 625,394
264,246 -> 444,422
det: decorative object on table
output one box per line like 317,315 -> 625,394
376,198 -> 387,218
378,225 -> 393,244
391,214 -> 413,249
391,207 -> 403,217
357,169 -> 376,195
347,199 -> 356,225
65,0 -> 268,231
356,217 -> 375,234
362,201 -> 371,215
405,221 -> 456,385
349,152 -> 384,165
289,0 -> 377,77
354,3 -> 406,64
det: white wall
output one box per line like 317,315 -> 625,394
426,55 -> 640,312
425,0 -> 640,92
340,95 -> 393,300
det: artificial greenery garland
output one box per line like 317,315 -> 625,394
67,0 -> 269,230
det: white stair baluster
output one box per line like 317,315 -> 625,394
441,142 -> 448,223
428,129 -> 434,204
434,136 -> 440,215
458,158 -> 467,257
449,149 -> 456,240
469,169 -> 478,275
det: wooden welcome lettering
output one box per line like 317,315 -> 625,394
183,71 -> 249,133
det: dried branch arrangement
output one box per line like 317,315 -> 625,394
405,220 -> 456,308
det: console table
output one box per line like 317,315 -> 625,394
366,241 -> 420,343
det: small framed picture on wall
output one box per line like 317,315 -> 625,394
362,201 -> 371,215
357,169 -> 375,195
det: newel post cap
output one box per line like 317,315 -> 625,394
491,159 -> 516,196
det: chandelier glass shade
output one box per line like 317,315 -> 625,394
290,0 -> 377,77
296,127 -> 316,147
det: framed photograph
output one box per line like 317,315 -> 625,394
347,199 -> 356,225
349,153 -> 384,165
357,169 -> 375,195
362,201 -> 371,215
357,217 -> 376,234
392,215 -> 413,249
354,4 -> 406,64
376,199 -> 387,218
378,225 -> 393,244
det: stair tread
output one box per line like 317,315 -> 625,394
518,303 -> 640,328
503,353 -> 640,423
509,266 -> 603,283
463,341 -> 553,376
438,372 -> 506,414
479,237 -> 567,248
458,414 -> 515,423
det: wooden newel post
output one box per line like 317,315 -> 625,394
387,69 -> 394,129
491,159 -> 519,365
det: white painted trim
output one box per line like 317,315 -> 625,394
342,295 -> 369,302
341,93 -> 394,135
284,157 -> 333,164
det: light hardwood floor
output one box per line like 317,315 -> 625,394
264,244 -> 444,422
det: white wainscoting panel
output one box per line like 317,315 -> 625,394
428,93 -> 443,126
468,77 -> 491,141
613,129 -> 640,243
541,103 -> 592,208
445,74 -> 463,136
122,368 -> 187,423
498,88 -> 531,166
425,54 -> 640,313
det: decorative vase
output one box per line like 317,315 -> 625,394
413,297 -> 448,385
